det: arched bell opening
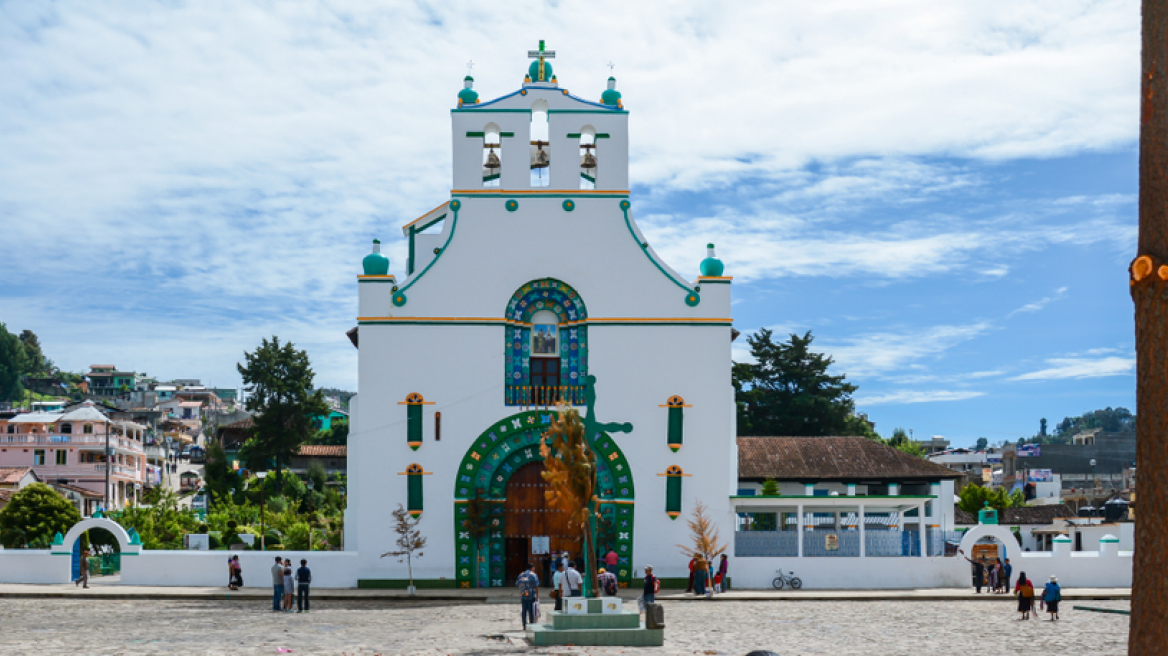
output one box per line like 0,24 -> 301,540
530,99 -> 550,188
579,125 -> 597,190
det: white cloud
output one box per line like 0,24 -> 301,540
1007,286 -> 1069,317
818,323 -> 994,378
0,1 -> 1141,389
1011,356 -> 1135,381
856,390 -> 987,406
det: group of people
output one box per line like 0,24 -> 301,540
961,549 -> 1063,621
686,554 -> 729,596
1012,572 -> 1062,621
269,556 -> 312,613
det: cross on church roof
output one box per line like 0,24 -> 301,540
527,40 -> 555,82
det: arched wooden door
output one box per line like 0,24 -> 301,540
504,461 -> 582,584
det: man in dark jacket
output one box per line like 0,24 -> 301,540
643,565 -> 657,604
296,559 -> 312,613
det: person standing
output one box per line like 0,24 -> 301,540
605,547 -> 619,570
959,550 -> 986,593
597,567 -> 618,596
685,556 -> 695,592
693,556 -> 709,596
642,565 -> 657,606
1001,558 -> 1013,594
232,556 -> 243,589
716,554 -> 729,592
551,562 -> 564,611
563,561 -> 583,597
227,556 -> 236,590
283,559 -> 295,612
516,562 -> 540,629
76,549 -> 90,589
1043,575 -> 1061,620
988,560 -> 999,592
271,556 -> 285,612
1015,572 -> 1034,620
296,559 -> 312,613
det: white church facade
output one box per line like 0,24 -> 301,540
346,43 -> 737,588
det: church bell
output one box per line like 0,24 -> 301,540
531,141 -> 550,169
581,149 -> 597,170
484,145 -> 501,171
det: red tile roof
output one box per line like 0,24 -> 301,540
738,437 -> 963,481
296,445 -> 347,458
0,467 -> 37,485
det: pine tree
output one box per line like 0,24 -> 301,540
675,500 -> 728,563
237,337 -> 328,494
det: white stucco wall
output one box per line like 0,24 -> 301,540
121,551 -> 358,588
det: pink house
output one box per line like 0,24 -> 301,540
0,401 -> 147,514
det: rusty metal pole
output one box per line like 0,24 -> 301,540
1131,2 -> 1168,651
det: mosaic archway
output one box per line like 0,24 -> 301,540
504,278 -> 589,406
453,409 -> 635,588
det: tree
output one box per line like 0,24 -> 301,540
760,479 -> 781,496
539,407 -> 601,597
237,336 -> 328,494
0,483 -> 81,548
1039,418 -> 1048,437
734,329 -> 861,436
1131,3 -> 1168,650
956,483 -> 1026,514
974,437 -> 988,451
675,500 -> 728,564
0,323 -> 27,402
380,504 -> 426,595
17,330 -> 45,377
310,419 -> 349,446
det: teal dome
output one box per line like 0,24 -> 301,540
458,76 -> 479,105
363,239 -> 390,275
699,243 -> 724,277
601,77 -> 621,106
528,59 -> 553,82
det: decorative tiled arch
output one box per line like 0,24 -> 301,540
504,279 -> 589,405
453,410 -> 635,588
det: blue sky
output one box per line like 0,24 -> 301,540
0,1 -> 1140,447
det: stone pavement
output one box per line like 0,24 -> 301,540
0,596 -> 1132,655
0,581 -> 1132,603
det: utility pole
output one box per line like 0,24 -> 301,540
103,424 -> 111,512
1130,2 -> 1168,651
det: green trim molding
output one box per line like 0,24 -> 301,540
619,200 -> 700,306
566,133 -> 611,139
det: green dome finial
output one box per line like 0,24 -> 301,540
363,239 -> 390,275
700,243 -> 724,277
458,76 -> 479,106
601,76 -> 622,107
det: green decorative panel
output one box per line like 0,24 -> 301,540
407,405 -> 422,450
407,472 -> 423,517
665,467 -> 683,519
667,406 -> 683,452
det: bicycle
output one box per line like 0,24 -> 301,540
772,568 -> 803,590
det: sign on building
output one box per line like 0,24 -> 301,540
1027,469 -> 1054,482
1016,445 -> 1041,458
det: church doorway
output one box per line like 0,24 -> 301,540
453,410 -> 637,589
503,461 -> 581,584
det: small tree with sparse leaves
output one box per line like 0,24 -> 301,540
676,500 -> 728,565
381,504 -> 426,594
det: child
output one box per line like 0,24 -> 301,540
283,564 -> 295,612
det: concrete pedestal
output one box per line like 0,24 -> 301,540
527,603 -> 663,646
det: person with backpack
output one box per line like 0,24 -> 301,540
642,565 -> 658,606
1014,571 -> 1035,620
516,563 -> 540,629
1043,575 -> 1062,620
598,567 -> 619,596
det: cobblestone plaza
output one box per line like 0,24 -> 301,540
0,597 -> 1130,655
